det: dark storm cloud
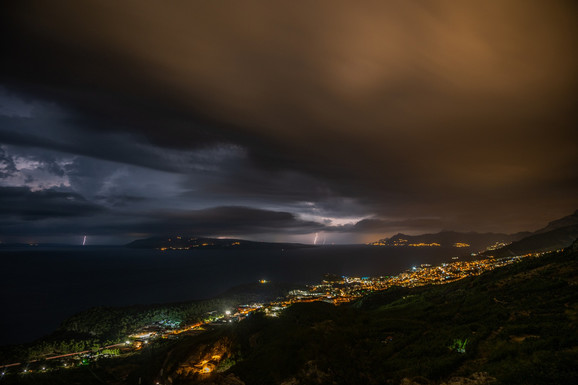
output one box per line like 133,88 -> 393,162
0,147 -> 17,178
1,0 -> 577,238
134,206 -> 323,236
343,217 -> 444,234
180,165 -> 354,212
0,112 -> 183,174
0,205 -> 325,243
0,186 -> 105,220
93,194 -> 148,208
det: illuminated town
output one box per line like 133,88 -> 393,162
1,248 -> 556,378
263,251 -> 546,315
369,238 -> 473,248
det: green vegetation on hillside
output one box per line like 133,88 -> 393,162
186,247 -> 577,385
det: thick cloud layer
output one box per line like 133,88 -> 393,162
1,1 -> 577,243
0,187 -> 105,220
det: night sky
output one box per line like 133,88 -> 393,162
1,1 -> 576,245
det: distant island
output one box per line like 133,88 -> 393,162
126,236 -> 315,250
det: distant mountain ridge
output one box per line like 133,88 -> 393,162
370,210 -> 578,256
484,210 -> 578,257
533,209 -> 578,234
370,230 -> 528,252
126,236 -> 314,250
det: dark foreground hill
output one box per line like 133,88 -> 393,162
160,243 -> 578,385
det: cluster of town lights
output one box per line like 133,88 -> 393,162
1,250 -> 557,377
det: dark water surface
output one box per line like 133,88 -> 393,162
0,245 -> 469,345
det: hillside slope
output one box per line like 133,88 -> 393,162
485,211 -> 578,257
165,243 -> 578,385
533,210 -> 578,235
487,224 -> 578,257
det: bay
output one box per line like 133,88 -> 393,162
0,245 -> 469,345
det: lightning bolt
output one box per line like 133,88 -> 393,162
83,235 -> 87,246
313,233 -> 318,245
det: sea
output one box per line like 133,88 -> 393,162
0,245 -> 471,346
